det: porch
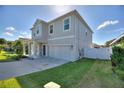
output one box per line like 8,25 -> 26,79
31,41 -> 48,58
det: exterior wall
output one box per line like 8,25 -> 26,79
32,22 -> 48,43
74,15 -> 93,59
48,37 -> 75,45
84,47 -> 112,60
75,15 -> 92,49
32,23 -> 42,40
47,14 -> 78,61
31,11 -> 93,61
48,14 -> 75,45
32,41 -> 41,57
41,23 -> 48,43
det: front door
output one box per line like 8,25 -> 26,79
43,45 -> 46,56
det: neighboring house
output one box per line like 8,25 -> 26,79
93,43 -> 101,48
19,38 -> 32,55
110,33 -> 124,46
30,10 -> 93,61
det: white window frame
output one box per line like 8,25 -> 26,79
63,16 -> 71,32
49,23 -> 54,35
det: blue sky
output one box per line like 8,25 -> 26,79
0,5 -> 124,45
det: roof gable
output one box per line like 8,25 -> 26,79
30,10 -> 93,33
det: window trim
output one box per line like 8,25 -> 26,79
49,23 -> 54,35
63,16 -> 71,32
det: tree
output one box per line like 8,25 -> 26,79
0,38 -> 6,44
119,39 -> 124,48
105,39 -> 115,47
13,40 -> 23,55
0,45 -> 5,53
6,41 -> 14,52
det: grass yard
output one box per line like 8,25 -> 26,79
0,58 -> 124,88
0,51 -> 20,62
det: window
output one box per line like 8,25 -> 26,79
86,32 -> 87,36
37,30 -> 39,34
85,29 -> 87,36
63,17 -> 70,31
49,24 -> 53,34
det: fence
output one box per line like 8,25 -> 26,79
84,47 -> 112,60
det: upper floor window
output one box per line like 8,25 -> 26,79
49,24 -> 53,34
63,17 -> 70,31
85,29 -> 88,36
37,30 -> 39,34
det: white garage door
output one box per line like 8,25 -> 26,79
49,45 -> 73,60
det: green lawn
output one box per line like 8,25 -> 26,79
0,58 -> 124,88
0,51 -> 20,62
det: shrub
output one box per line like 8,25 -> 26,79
13,40 -> 23,55
12,55 -> 21,60
111,46 -> 124,70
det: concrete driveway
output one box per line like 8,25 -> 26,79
0,57 -> 69,80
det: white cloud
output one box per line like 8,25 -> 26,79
96,20 -> 119,30
18,35 -> 24,38
5,26 -> 15,31
19,31 -> 31,38
3,32 -> 14,36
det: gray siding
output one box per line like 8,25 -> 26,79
32,22 -> 48,43
48,38 -> 75,45
75,15 -> 92,49
48,14 -> 75,45
73,15 -> 92,58
31,11 -> 93,61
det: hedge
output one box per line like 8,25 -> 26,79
111,46 -> 124,70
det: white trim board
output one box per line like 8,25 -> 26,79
47,44 -> 73,46
48,35 -> 75,40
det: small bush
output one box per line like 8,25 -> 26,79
111,46 -> 124,70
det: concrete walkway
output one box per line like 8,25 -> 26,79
0,57 -> 69,80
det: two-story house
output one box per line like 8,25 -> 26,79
30,10 -> 93,61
